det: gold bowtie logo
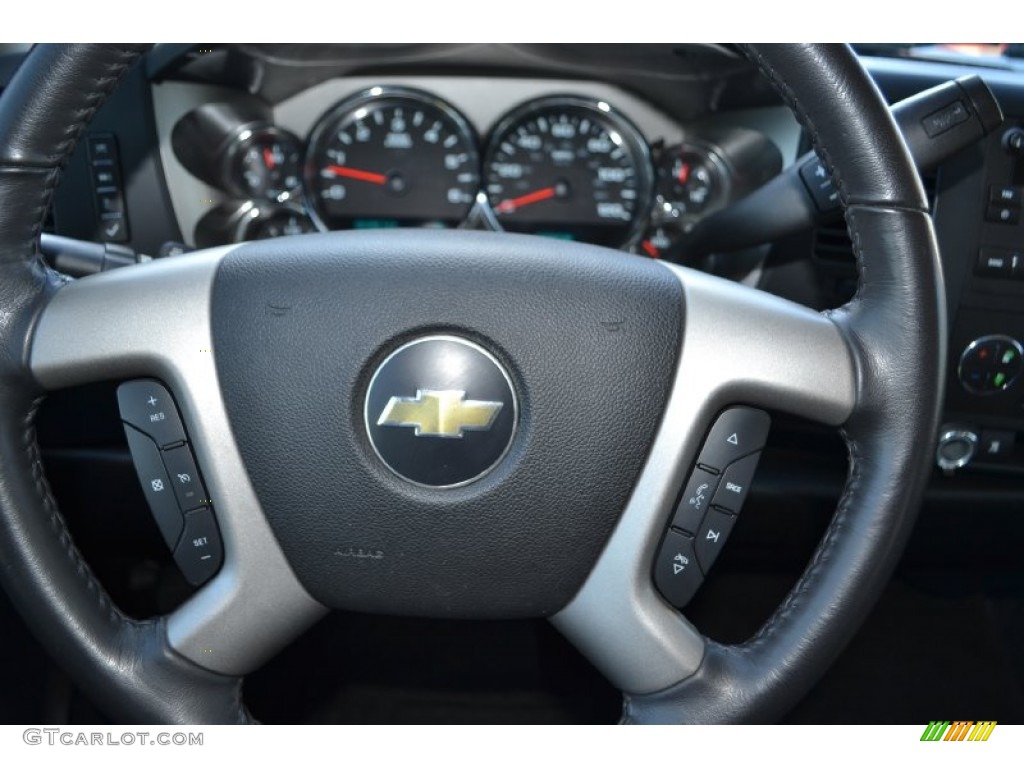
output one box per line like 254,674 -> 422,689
377,390 -> 503,438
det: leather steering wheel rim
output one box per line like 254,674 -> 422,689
0,44 -> 944,724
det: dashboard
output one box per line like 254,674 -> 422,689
28,42 -> 1024,486
152,74 -> 794,258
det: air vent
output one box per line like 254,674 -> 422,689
813,173 -> 937,264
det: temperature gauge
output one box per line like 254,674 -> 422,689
635,143 -> 729,259
227,127 -> 303,203
665,149 -> 722,215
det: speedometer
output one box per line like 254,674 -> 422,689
305,87 -> 480,231
483,97 -> 653,248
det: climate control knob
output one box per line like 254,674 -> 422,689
958,335 -> 1024,395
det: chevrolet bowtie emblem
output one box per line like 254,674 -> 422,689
377,390 -> 504,438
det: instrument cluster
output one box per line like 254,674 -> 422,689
172,85 -> 780,259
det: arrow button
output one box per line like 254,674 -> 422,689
697,407 -> 771,473
653,530 -> 703,609
695,508 -> 738,574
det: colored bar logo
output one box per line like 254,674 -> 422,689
920,721 -> 997,741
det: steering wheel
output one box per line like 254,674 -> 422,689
0,44 -> 943,724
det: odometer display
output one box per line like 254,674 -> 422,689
483,97 -> 653,248
305,88 -> 480,231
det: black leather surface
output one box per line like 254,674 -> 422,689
0,45 -> 250,724
212,230 -> 681,617
739,44 -> 929,211
623,47 -> 945,723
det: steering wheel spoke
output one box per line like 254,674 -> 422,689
31,248 -> 327,676
552,262 -> 857,695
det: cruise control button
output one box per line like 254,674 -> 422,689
711,452 -> 762,512
122,424 -> 183,549
698,407 -> 771,472
173,507 -> 223,586
117,379 -> 187,448
652,530 -> 703,609
670,467 -> 719,533
695,508 -> 737,574
162,445 -> 208,511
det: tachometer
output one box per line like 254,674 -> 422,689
483,97 -> 653,248
304,87 -> 480,231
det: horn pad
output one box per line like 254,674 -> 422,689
211,230 -> 682,618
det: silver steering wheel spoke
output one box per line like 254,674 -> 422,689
30,250 -> 327,676
552,262 -> 857,695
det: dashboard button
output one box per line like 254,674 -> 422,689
86,134 -> 116,163
710,452 -> 762,513
173,508 -> 223,586
652,529 -> 702,609
936,428 -> 978,472
979,429 -> 1015,460
122,424 -> 184,550
161,445 -> 208,512
989,185 -> 1021,206
695,507 -> 737,574
975,248 -> 1013,278
117,379 -> 187,449
697,407 -> 771,473
985,205 -> 1021,225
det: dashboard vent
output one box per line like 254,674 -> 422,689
813,172 -> 937,264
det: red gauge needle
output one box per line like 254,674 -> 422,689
676,162 -> 691,185
325,164 -> 388,185
496,186 -> 557,214
263,147 -> 276,170
641,240 -> 660,258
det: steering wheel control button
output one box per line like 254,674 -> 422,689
958,335 -> 1024,395
670,467 -> 720,534
695,508 -> 738,574
653,530 -> 703,609
364,336 -> 518,487
799,156 -> 840,213
173,508 -> 223,586
161,445 -> 208,512
710,452 -> 762,513
122,425 -> 184,549
117,379 -> 187,448
697,407 -> 771,472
